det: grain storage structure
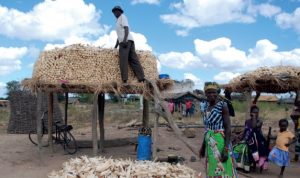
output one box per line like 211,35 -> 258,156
25,44 -> 171,94
23,44 -> 173,155
223,66 -> 300,94
223,66 -> 300,120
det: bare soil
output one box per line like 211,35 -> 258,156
0,123 -> 299,178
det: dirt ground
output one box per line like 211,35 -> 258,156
0,123 -> 299,178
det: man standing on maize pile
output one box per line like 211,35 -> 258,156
112,6 -> 145,84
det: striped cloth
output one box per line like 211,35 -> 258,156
204,101 -> 225,130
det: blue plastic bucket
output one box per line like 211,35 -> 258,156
137,135 -> 152,160
159,74 -> 170,79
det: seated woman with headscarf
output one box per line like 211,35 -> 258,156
234,105 -> 269,173
199,82 -> 237,178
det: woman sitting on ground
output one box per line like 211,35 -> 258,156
244,105 -> 269,172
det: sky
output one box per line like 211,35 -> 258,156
0,0 -> 300,97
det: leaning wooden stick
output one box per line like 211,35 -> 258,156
146,79 -> 198,155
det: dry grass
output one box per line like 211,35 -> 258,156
0,101 -> 295,135
226,66 -> 300,93
64,102 -> 143,128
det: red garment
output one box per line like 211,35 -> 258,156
168,102 -> 174,113
186,100 -> 192,109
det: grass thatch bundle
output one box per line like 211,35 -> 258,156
24,44 -> 173,93
48,156 -> 196,178
224,66 -> 300,93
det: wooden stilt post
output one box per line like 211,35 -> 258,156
48,92 -> 54,152
36,91 -> 43,154
152,107 -> 159,160
143,98 -> 149,127
139,95 -> 143,110
296,90 -> 300,103
252,91 -> 260,105
98,93 -> 105,153
92,94 -> 98,156
245,89 -> 252,120
64,92 -> 68,125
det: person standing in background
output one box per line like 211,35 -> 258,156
168,100 -> 175,114
290,101 -> 300,162
185,100 -> 192,117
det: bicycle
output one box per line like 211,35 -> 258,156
28,111 -> 78,154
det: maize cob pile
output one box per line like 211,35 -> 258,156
32,44 -> 158,86
48,156 -> 197,178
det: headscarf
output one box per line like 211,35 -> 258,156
204,82 -> 219,92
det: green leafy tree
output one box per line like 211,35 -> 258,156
6,80 -> 21,93
57,93 -> 65,102
77,93 -> 93,103
6,80 -> 22,100
108,93 -> 119,103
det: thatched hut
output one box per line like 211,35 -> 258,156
162,91 -> 205,114
162,91 -> 205,102
23,44 -> 175,156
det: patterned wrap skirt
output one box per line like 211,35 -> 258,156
268,147 -> 290,167
205,130 -> 237,178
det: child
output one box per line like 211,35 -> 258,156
268,119 -> 296,178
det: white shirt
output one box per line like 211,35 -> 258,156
116,14 -> 134,42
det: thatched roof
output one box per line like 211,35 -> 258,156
162,91 -> 205,101
257,95 -> 278,102
23,44 -> 173,94
223,66 -> 300,93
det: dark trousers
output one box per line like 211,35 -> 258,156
119,40 -> 145,81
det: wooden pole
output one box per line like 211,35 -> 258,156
295,90 -> 300,103
36,91 -> 43,154
146,79 -> 198,155
48,92 -> 54,153
252,91 -> 260,105
142,98 -> 149,127
92,94 -> 98,156
64,92 -> 68,125
244,90 -> 252,120
139,95 -> 143,110
98,93 -> 105,153
152,108 -> 159,160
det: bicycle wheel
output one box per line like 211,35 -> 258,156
28,130 -> 49,147
60,131 -> 77,154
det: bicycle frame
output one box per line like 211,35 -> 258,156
32,111 -> 77,154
